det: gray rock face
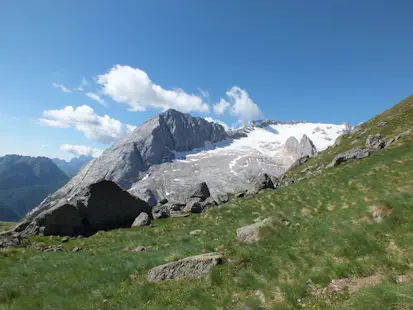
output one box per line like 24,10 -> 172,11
27,109 -> 229,221
131,212 -> 151,227
284,135 -> 317,159
28,180 -> 151,236
236,218 -> 271,243
328,148 -> 372,167
288,155 -> 310,171
146,252 -> 224,282
365,134 -> 385,149
246,173 -> 275,196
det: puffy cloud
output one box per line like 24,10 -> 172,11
213,98 -> 231,116
39,105 -> 135,143
60,144 -> 103,158
52,82 -> 71,93
96,65 -> 209,113
214,86 -> 261,123
204,117 -> 230,130
86,92 -> 106,106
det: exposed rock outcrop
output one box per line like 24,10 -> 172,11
236,218 -> 272,243
246,173 -> 275,196
146,252 -> 224,282
365,134 -> 385,149
327,148 -> 373,168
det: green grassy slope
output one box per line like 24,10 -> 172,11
1,95 -> 413,310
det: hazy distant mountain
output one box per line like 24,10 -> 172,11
53,155 -> 94,176
0,202 -> 18,222
0,155 -> 69,221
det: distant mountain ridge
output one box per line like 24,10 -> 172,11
53,155 -> 94,176
0,155 -> 69,221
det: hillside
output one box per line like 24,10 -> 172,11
0,155 -> 69,220
1,95 -> 413,309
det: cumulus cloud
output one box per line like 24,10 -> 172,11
39,105 -> 135,143
60,144 -> 103,158
52,82 -> 71,93
213,98 -> 231,116
96,65 -> 209,113
213,86 -> 261,123
86,92 -> 106,106
204,117 -> 230,130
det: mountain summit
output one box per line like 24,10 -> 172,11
27,109 -> 347,222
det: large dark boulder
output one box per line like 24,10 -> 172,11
19,180 -> 152,237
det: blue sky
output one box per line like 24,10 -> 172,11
1,1 -> 413,160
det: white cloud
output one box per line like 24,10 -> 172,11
39,105 -> 135,143
86,92 -> 106,106
213,98 -> 231,116
52,82 -> 71,93
204,117 -> 230,130
60,144 -> 103,158
214,86 -> 261,123
197,88 -> 209,98
96,65 -> 209,113
77,77 -> 88,91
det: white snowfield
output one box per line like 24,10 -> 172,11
131,121 -> 349,203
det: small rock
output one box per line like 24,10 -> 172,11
159,198 -> 168,205
234,190 -> 247,198
128,274 -> 136,280
189,230 -> 203,236
217,193 -> 229,204
131,212 -> 151,227
61,236 -> 70,243
170,212 -> 190,218
236,218 -> 271,243
377,121 -> 387,127
255,289 -> 263,296
133,246 -> 147,252
72,247 -> 80,252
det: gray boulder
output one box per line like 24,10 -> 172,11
246,173 -> 275,196
216,193 -> 229,204
184,199 -> 203,213
188,182 -> 211,201
152,205 -> 170,219
200,196 -> 218,210
328,148 -> 372,168
131,212 -> 151,227
365,134 -> 385,149
146,252 -> 224,282
236,218 -> 272,243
